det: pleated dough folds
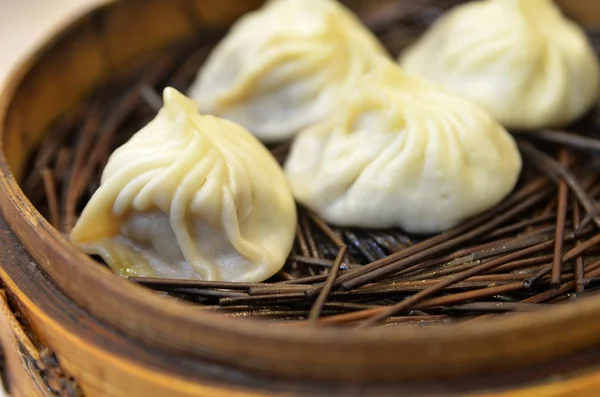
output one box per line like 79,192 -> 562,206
70,88 -> 296,282
400,0 -> 600,129
285,58 -> 522,233
189,0 -> 387,142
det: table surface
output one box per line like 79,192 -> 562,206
0,1 -> 107,394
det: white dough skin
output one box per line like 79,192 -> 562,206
70,88 -> 297,282
188,0 -> 387,143
284,59 -> 522,234
400,0 -> 600,130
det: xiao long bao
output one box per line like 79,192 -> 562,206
188,0 -> 387,143
400,0 -> 600,130
285,58 -> 522,234
70,88 -> 297,282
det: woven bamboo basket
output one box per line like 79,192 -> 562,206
2,0 -> 600,396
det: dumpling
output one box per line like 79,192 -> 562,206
399,0 -> 600,130
188,0 -> 387,143
284,58 -> 522,234
70,88 -> 296,282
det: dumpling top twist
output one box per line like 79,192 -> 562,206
284,58 -> 522,233
70,88 -> 296,282
400,0 -> 600,130
188,0 -> 387,142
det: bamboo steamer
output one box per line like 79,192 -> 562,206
1,0 -> 600,396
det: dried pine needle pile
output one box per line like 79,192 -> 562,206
22,0 -> 600,327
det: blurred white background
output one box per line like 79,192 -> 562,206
0,0 -> 106,394
0,0 -> 107,88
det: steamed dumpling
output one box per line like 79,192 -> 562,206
284,58 -> 522,234
188,0 -> 387,143
70,88 -> 296,282
400,0 -> 600,130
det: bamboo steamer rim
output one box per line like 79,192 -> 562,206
1,0 -> 600,382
